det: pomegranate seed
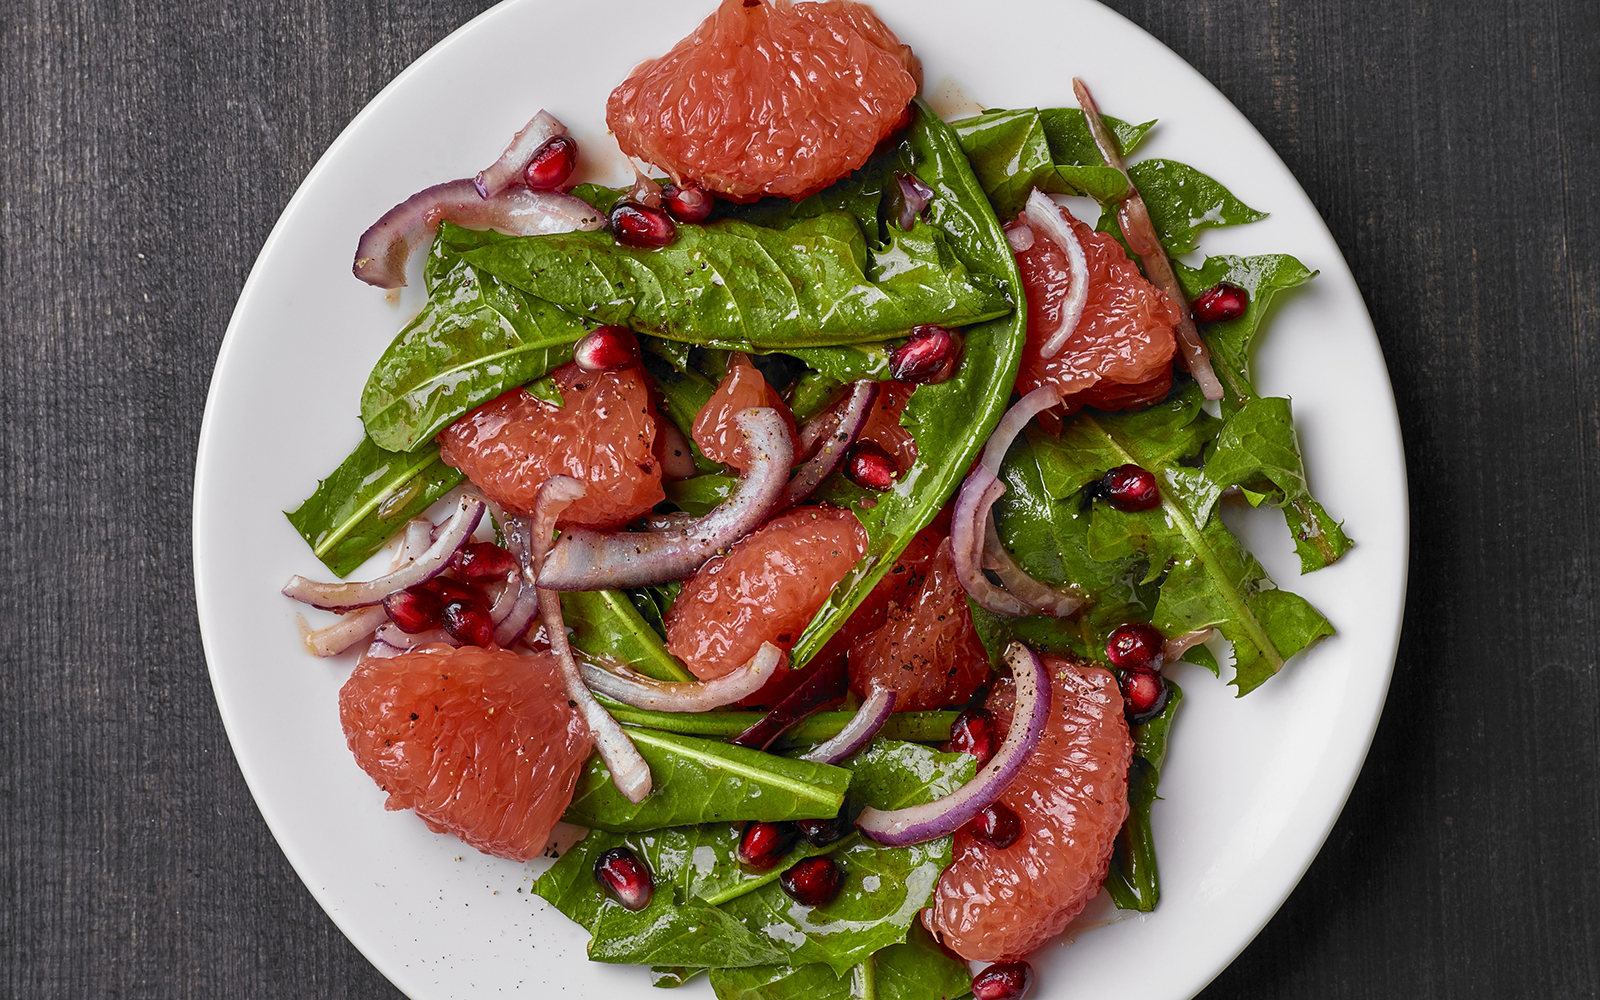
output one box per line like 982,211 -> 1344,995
779,856 -> 844,907
1101,464 -> 1160,511
889,325 -> 962,384
946,707 -> 997,765
964,801 -> 1022,848
593,846 -> 654,911
1122,670 -> 1170,725
573,325 -> 641,372
846,441 -> 897,491
523,134 -> 578,191
383,586 -> 442,634
1105,622 -> 1165,674
1191,281 -> 1249,323
737,821 -> 797,871
610,201 -> 676,248
662,181 -> 714,222
452,542 -> 517,584
441,599 -> 494,647
971,961 -> 1035,1000
424,577 -> 491,607
796,808 -> 849,848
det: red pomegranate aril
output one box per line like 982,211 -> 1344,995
796,808 -> 849,848
441,599 -> 494,648
1106,621 -> 1165,674
964,801 -> 1022,849
383,586 -> 443,634
662,181 -> 714,222
425,577 -> 491,608
452,541 -> 518,584
889,325 -> 962,384
574,325 -> 641,372
1191,281 -> 1249,323
1101,463 -> 1161,512
846,441 -> 897,491
946,707 -> 997,765
779,856 -> 844,907
594,846 -> 654,911
1123,670 -> 1170,725
610,201 -> 676,248
737,821 -> 798,871
971,961 -> 1035,1000
523,134 -> 578,191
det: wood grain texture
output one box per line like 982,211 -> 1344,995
1,1 -> 1595,998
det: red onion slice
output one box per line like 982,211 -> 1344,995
982,513 -> 1084,618
473,109 -> 564,199
980,385 -> 1064,474
895,172 -> 934,231
529,476 -> 652,803
390,518 -> 433,570
1073,78 -> 1224,400
783,381 -> 878,508
361,637 -> 405,660
798,687 -> 896,765
353,183 -> 605,289
577,642 -> 785,713
538,408 -> 793,590
304,605 -> 389,657
282,495 -> 485,612
731,654 -> 851,750
951,474 -> 1037,617
374,623 -> 458,650
1163,627 -> 1215,664
491,515 -> 540,646
855,642 -> 1050,847
1022,189 -> 1089,359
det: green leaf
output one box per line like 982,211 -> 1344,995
283,436 -> 463,578
358,230 -> 591,451
649,967 -> 702,989
459,212 -> 1011,351
629,583 -> 681,639
790,103 -> 1028,666
563,589 -> 693,682
540,741 -> 971,975
950,106 -> 1155,216
664,472 -> 738,517
593,699 -> 958,748
1097,159 -> 1266,255
1104,681 -> 1183,912
709,923 -> 970,1000
563,728 -> 851,831
1171,253 -> 1315,402
1027,387 -> 1335,694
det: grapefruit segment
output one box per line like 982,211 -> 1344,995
928,656 -> 1133,961
1013,208 -> 1180,415
692,353 -> 800,471
664,506 -> 868,684
437,363 -> 664,529
338,645 -> 592,863
606,0 -> 920,201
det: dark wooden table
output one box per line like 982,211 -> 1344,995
3,1 -> 1596,996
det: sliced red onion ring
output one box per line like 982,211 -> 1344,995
577,643 -> 785,713
895,172 -> 934,231
361,638 -> 405,660
980,385 -> 1065,474
731,654 -> 851,750
353,183 -> 604,289
282,495 -> 485,612
375,623 -> 458,650
982,514 -> 1084,618
1073,78 -> 1224,400
951,474 -> 1037,617
799,687 -> 896,765
1023,189 -> 1088,359
538,408 -> 793,590
491,515 -> 540,646
473,109 -> 564,199
1163,628 -> 1215,664
783,381 -> 878,509
530,476 -> 652,804
856,642 -> 1050,847
389,517 -> 434,570
304,605 -> 389,657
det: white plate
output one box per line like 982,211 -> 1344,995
192,1 -> 1408,997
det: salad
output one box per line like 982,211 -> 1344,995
279,1 -> 1349,997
